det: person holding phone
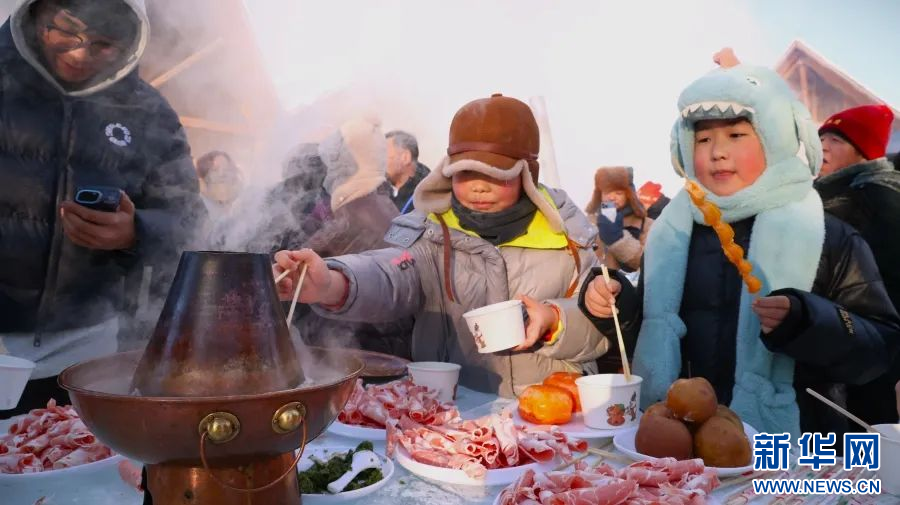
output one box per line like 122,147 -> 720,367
0,0 -> 206,418
585,166 -> 654,272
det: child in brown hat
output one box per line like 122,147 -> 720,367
585,166 -> 654,272
274,94 -> 607,398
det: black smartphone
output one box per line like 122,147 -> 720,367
74,186 -> 121,212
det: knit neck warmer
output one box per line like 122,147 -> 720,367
450,194 -> 537,246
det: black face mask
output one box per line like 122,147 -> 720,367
451,193 -> 537,246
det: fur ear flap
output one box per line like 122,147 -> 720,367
792,101 -> 823,176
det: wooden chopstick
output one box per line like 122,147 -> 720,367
600,264 -> 631,381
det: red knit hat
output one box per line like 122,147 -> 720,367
819,105 -> 895,160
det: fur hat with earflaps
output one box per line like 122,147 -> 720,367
413,93 -> 565,232
585,166 -> 645,218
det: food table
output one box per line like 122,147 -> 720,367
5,385 -> 896,505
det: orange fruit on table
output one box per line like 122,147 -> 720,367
542,372 -> 582,413
518,385 -> 574,425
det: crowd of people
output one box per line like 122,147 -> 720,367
2,1 -> 899,462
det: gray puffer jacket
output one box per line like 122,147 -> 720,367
314,187 -> 609,398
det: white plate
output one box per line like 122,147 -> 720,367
509,401 -> 641,439
0,415 -> 124,481
326,420 -> 387,440
394,445 -> 555,487
613,421 -> 759,477
297,446 -> 394,504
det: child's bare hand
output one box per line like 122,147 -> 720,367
515,295 -> 558,351
895,380 -> 900,418
751,296 -> 791,333
584,275 -> 621,319
273,249 -> 333,303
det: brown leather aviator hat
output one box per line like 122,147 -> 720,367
447,93 -> 541,183
414,93 -> 565,233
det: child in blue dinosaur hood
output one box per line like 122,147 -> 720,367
579,53 -> 900,448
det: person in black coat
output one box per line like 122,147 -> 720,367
580,58 -> 900,453
0,0 -> 205,418
815,105 -> 900,426
385,130 -> 430,213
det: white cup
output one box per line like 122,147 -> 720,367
0,355 -> 36,410
406,362 -> 462,403
874,423 -> 900,495
462,300 -> 526,354
576,373 -> 643,430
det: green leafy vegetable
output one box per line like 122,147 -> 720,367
298,441 -> 384,494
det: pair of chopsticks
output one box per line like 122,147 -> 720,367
599,264 -> 632,381
274,264 -> 308,325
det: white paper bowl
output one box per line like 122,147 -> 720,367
462,300 -> 525,354
873,423 -> 900,495
575,374 -> 642,430
613,421 -> 759,477
0,355 -> 35,410
406,362 -> 461,403
394,446 -> 555,486
298,446 -> 394,504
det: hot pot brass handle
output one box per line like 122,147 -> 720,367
198,406 -> 308,494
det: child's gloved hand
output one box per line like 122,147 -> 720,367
584,274 -> 621,319
597,210 -> 624,245
273,248 -> 342,304
515,295 -> 559,351
751,295 -> 791,333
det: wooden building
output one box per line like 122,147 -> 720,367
776,40 -> 900,154
139,0 -> 282,168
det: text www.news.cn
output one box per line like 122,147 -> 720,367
753,478 -> 881,495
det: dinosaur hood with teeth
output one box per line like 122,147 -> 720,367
672,65 -> 822,185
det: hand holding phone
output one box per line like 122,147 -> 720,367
60,189 -> 135,250
74,186 -> 122,212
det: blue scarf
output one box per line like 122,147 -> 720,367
633,159 -> 825,438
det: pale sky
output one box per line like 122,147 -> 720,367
242,0 -> 900,206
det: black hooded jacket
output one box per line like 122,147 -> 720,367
0,12 -> 205,338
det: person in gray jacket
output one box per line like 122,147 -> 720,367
274,94 -> 608,398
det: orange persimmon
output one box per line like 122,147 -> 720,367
518,385 -> 574,425
542,372 -> 582,413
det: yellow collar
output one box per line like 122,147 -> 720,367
429,191 -> 568,250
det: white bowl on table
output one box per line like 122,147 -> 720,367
298,446 -> 395,504
0,355 -> 35,410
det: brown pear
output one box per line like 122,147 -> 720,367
693,416 -> 751,467
644,401 -> 677,419
666,377 -> 718,424
635,413 -> 694,460
715,404 -> 744,430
